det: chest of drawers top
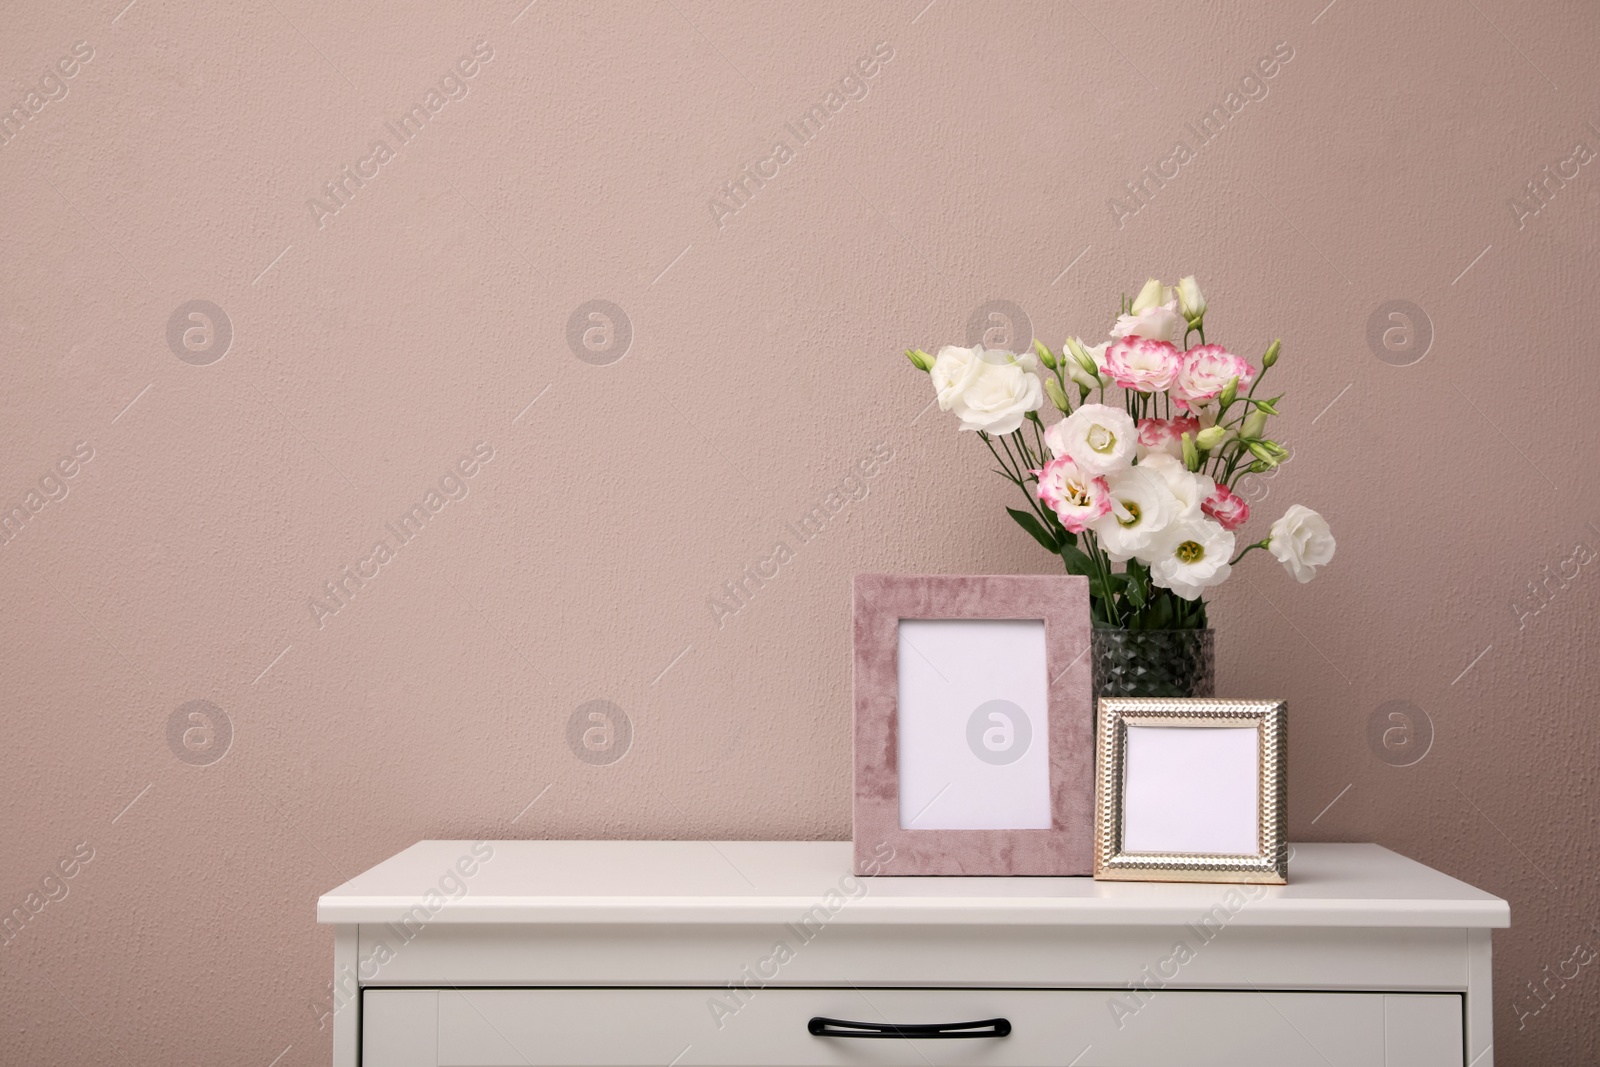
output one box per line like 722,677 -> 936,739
317,839 -> 1508,929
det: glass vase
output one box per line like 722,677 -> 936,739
1090,628 -> 1215,699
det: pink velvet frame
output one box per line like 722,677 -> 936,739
852,573 -> 1094,876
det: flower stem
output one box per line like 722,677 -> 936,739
1229,539 -> 1271,566
1084,530 -> 1123,627
983,432 -> 1053,530
1000,433 -> 1031,481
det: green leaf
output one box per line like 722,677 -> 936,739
1058,541 -> 1095,577
1123,560 -> 1150,610
1006,508 -> 1060,553
1088,571 -> 1127,603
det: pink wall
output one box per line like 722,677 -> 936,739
3,0 -> 1597,1062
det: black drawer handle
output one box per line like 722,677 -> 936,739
808,1016 -> 1011,1039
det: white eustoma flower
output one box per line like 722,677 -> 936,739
1147,517 -> 1235,600
1138,453 -> 1216,521
1178,275 -> 1206,325
1111,291 -> 1185,345
930,344 -> 1044,434
1090,465 -> 1178,562
1268,505 -> 1336,582
1043,403 -> 1137,476
1131,277 -> 1177,312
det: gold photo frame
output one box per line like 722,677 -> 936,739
1094,698 -> 1288,884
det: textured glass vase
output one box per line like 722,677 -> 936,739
1091,628 -> 1215,698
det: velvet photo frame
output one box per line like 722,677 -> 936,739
852,574 -> 1094,876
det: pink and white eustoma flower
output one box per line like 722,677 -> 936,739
1202,483 -> 1250,531
1103,337 -> 1182,393
1147,518 -> 1235,600
1090,465 -> 1179,563
1033,455 -> 1111,534
1174,344 -> 1255,410
1136,417 -> 1200,461
1044,403 -> 1137,476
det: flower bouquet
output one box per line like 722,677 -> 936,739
905,277 -> 1334,694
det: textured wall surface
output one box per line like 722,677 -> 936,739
3,1 -> 1597,1063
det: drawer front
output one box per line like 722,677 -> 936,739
363,987 -> 1464,1067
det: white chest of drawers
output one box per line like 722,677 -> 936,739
317,841 -> 1507,1067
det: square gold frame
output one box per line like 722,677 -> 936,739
1094,697 -> 1288,884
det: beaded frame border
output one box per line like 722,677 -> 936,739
1094,697 -> 1288,884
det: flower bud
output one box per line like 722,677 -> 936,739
905,348 -> 934,372
1033,338 -> 1057,369
1262,339 -> 1281,368
1064,336 -> 1100,380
1218,375 -> 1238,409
1194,425 -> 1227,451
1044,376 -> 1070,413
1241,409 -> 1269,440
1181,432 -> 1201,472
1131,277 -> 1166,313
1178,275 -> 1205,326
1245,439 -> 1282,467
